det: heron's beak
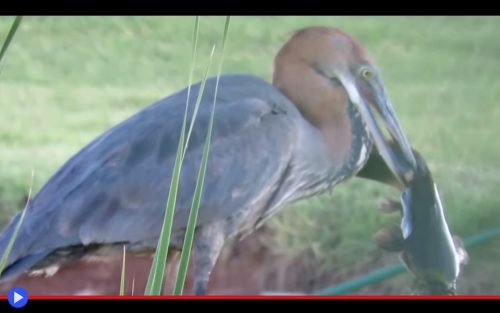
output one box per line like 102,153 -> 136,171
339,73 -> 417,185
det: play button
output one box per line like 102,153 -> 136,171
14,292 -> 23,303
8,287 -> 28,308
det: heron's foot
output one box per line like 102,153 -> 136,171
194,279 -> 209,295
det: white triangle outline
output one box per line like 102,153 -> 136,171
13,291 -> 23,304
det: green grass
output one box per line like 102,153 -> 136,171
173,16 -> 231,295
0,170 -> 32,277
120,245 -> 126,296
0,15 -> 27,280
144,19 -> 212,296
0,16 -> 499,294
0,16 -> 23,68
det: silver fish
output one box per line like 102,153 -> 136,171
375,152 -> 468,294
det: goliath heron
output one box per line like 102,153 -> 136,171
0,27 -> 417,295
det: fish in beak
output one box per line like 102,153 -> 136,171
338,68 -> 466,293
399,154 -> 465,294
373,152 -> 468,294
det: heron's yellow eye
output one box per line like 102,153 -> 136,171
360,68 -> 373,79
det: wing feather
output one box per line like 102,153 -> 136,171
0,74 -> 300,267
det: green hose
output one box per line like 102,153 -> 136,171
313,265 -> 406,295
312,227 -> 500,295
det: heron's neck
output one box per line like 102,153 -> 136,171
273,61 -> 354,167
279,102 -> 373,205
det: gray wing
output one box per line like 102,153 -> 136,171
0,74 -> 299,271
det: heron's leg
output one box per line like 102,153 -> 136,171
192,223 -> 225,295
163,248 -> 181,295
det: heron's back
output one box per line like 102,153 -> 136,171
0,74 -> 306,280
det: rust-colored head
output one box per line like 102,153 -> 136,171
273,27 -> 375,128
273,26 -> 417,184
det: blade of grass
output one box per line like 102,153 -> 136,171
145,45 -> 216,295
143,102 -> 186,294
0,170 -> 34,276
120,245 -> 126,295
145,17 -> 218,295
0,16 -> 23,66
182,16 -> 200,158
173,16 -> 231,296
144,17 -> 200,295
131,277 -> 136,296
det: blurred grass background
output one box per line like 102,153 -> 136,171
0,16 -> 499,294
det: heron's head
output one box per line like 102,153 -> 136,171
273,26 -> 416,184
